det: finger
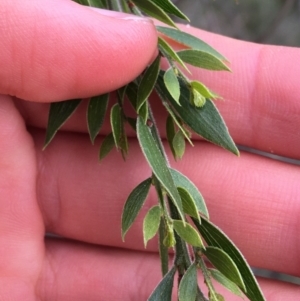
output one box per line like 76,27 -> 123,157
33,129 -> 300,277
0,96 -> 44,296
17,27 -> 300,158
0,0 -> 157,102
37,238 -> 300,301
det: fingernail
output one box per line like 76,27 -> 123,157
89,7 -> 153,23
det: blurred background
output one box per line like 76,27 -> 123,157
174,0 -> 300,285
175,0 -> 300,46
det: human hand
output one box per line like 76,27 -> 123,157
1,0 -> 300,300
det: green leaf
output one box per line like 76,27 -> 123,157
121,177 -> 152,240
137,117 -> 185,221
132,0 -> 177,28
158,217 -> 169,275
158,37 -> 189,72
157,26 -> 227,61
126,82 -> 138,110
110,103 -> 128,157
162,102 -> 193,145
173,220 -> 204,248
194,218 -> 266,301
166,114 -> 176,157
191,89 -> 206,108
169,168 -> 209,218
139,100 -> 149,124
209,269 -> 243,298
163,68 -> 180,104
172,130 -> 185,160
44,99 -> 81,148
151,0 -> 189,21
178,263 -> 198,301
99,132 -> 115,161
143,205 -> 161,247
209,292 -> 225,301
156,73 -> 239,155
110,103 -> 122,149
177,187 -> 200,221
190,81 -> 220,99
177,50 -> 230,71
87,93 -> 109,144
148,266 -> 176,301
137,56 -> 161,111
204,246 -> 246,291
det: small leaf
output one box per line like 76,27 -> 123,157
148,266 -> 176,301
110,103 -> 122,150
177,187 -> 200,221
139,100 -> 149,124
163,68 -> 180,104
194,218 -> 266,301
137,56 -> 161,111
151,0 -> 189,21
157,26 -> 227,61
178,263 -> 198,301
204,246 -> 246,291
162,102 -> 193,145
126,82 -> 138,110
173,220 -> 204,248
177,50 -> 230,71
156,74 -> 239,155
132,0 -> 177,28
44,99 -> 81,148
190,81 -> 220,99
137,117 -> 185,221
99,132 -> 115,161
209,292 -> 225,301
209,269 -> 243,298
158,37 -> 189,72
191,89 -> 206,108
87,93 -> 109,144
169,168 -> 209,218
166,114 -> 176,158
172,130 -> 185,160
143,205 -> 161,247
122,177 -> 152,240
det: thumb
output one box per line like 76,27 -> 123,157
0,0 -> 157,102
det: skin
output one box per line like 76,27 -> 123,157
0,0 -> 300,300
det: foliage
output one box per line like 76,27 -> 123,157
44,1 -> 266,300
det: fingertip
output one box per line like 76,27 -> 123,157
0,0 -> 158,102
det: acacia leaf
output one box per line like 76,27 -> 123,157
178,263 -> 198,301
44,99 -> 81,148
209,269 -> 244,298
156,73 -> 239,155
194,218 -> 266,301
190,81 -> 219,99
158,37 -> 189,72
143,205 -> 161,247
137,117 -> 185,221
163,67 -> 181,104
172,130 -> 185,160
204,246 -> 246,291
151,0 -> 189,21
157,26 -> 227,61
173,220 -> 204,248
126,82 -> 138,110
87,93 -> 109,144
132,0 -> 177,28
122,177 -> 152,240
148,266 -> 176,301
177,187 -> 200,221
177,50 -> 230,71
169,168 -> 209,218
137,56 -> 161,111
99,132 -> 115,161
166,114 -> 176,157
